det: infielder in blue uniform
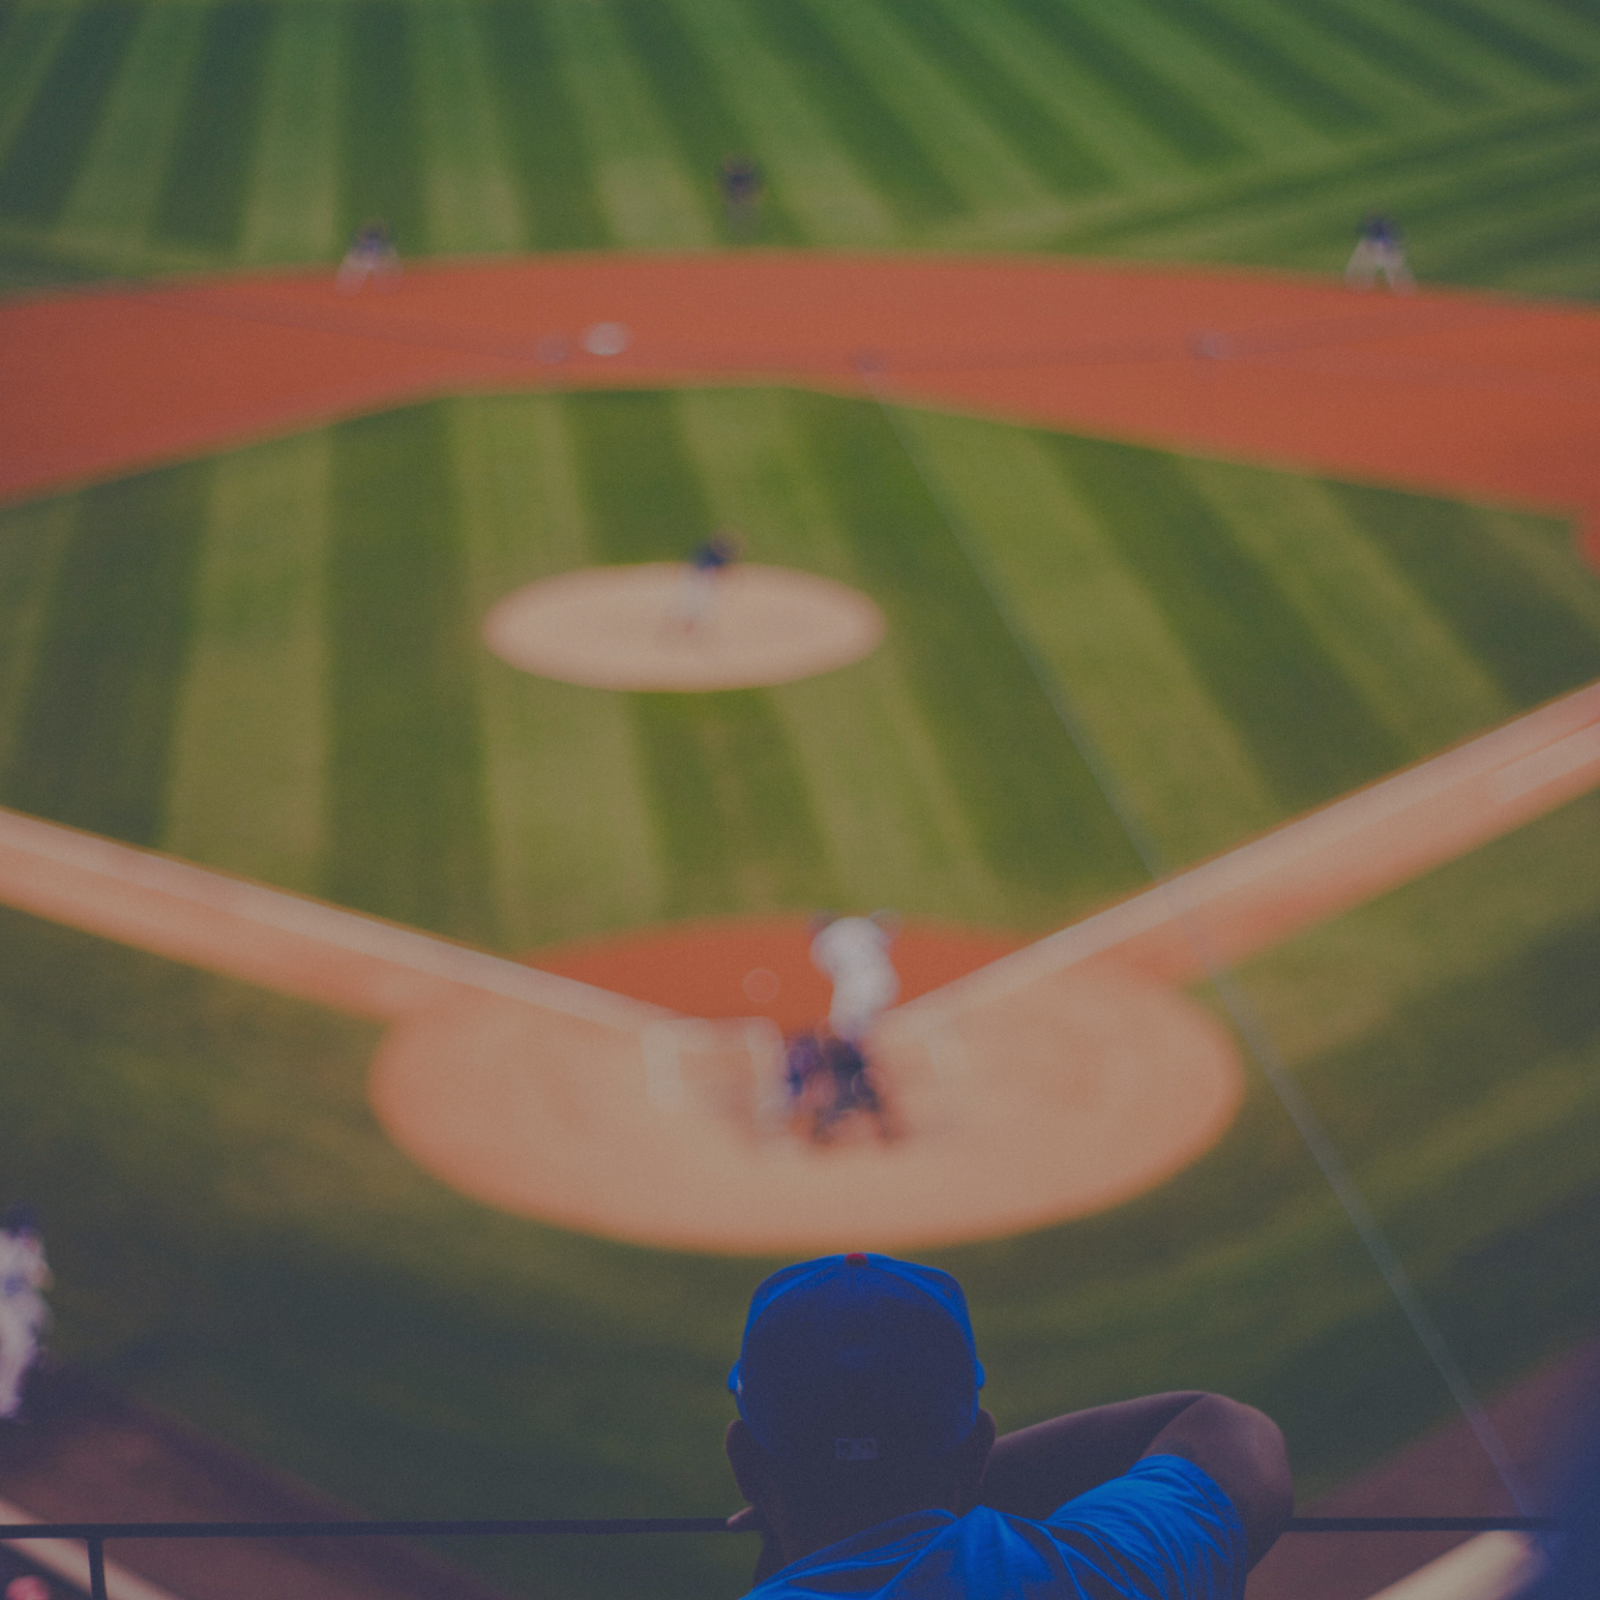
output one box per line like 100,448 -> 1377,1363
1345,213 -> 1413,292
725,1253 -> 1291,1598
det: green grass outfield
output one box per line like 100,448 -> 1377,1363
3,393 -> 1600,1599
5,3 -> 1600,1596
4,0 -> 1600,295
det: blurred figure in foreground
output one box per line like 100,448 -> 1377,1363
0,1204 -> 50,1420
1522,1375 -> 1600,1599
724,1252 -> 1293,1596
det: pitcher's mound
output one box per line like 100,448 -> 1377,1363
483,564 -> 885,691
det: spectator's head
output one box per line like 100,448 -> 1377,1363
726,1253 -> 993,1539
1,1203 -> 37,1237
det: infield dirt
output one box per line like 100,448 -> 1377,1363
5,257 -> 1599,575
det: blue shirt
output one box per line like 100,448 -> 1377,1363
745,1456 -> 1244,1600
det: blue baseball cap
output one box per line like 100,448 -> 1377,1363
728,1253 -> 985,1467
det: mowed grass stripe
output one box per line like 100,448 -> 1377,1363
565,391 -> 833,916
673,388 -> 1000,923
1397,0 -> 1588,87
1135,0 -> 1377,136
1329,484 -> 1600,709
2,463 -> 207,846
164,432 -> 330,896
803,0 -> 1055,217
606,0 -> 805,247
1195,0 -> 1454,128
1170,119 -> 1600,275
1474,510 -> 1600,641
902,411 -> 1280,868
1297,0 -> 1489,110
663,0 -> 896,246
1539,0 -> 1600,29
479,0 -> 608,252
796,394 -> 1146,901
1091,0 -> 1333,158
326,405 -> 496,944
745,0 -> 965,228
57,4 -> 207,246
0,2 -> 144,223
538,0 -> 712,250
1393,138 -> 1600,272
410,4 -> 525,256
1324,0 -> 1533,104
240,3 -> 342,264
1050,436 -> 1404,812
153,2 -> 275,251
0,3 -> 75,160
1049,89 -> 1600,256
449,393 -> 662,948
875,0 -> 1111,198
924,0 -> 1183,189
1295,901 -> 1600,1174
0,497 -> 76,783
1427,193 -> 1600,285
340,2 -> 427,255
1239,797 -> 1600,1070
1182,460 -> 1510,755
997,0 -> 1245,167
1469,0 -> 1600,65
626,691 -> 837,916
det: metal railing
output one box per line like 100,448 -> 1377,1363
0,1514 -> 1562,1600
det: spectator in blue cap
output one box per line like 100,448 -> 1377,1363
725,1252 -> 1291,1597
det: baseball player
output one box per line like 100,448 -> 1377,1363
1345,213 -> 1413,292
0,1205 -> 50,1421
810,912 -> 900,1045
671,531 -> 741,634
719,155 -> 765,238
814,1035 -> 895,1144
336,217 -> 401,294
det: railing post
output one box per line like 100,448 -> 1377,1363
86,1535 -> 108,1600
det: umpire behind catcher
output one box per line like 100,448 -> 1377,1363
725,1252 -> 1291,1598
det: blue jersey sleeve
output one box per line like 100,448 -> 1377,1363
1043,1455 -> 1248,1599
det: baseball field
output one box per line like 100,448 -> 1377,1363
3,2 -> 1600,1597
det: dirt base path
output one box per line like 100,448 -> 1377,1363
4,256 -> 1600,569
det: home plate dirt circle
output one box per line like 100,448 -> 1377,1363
482,564 -> 885,690
367,919 -> 1244,1254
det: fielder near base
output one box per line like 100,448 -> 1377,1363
810,914 -> 899,1045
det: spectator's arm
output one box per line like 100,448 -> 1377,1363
1144,1393 -> 1293,1566
978,1392 -> 1211,1517
979,1391 -> 1292,1567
